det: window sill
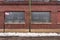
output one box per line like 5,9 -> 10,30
5,22 -> 25,24
57,23 -> 60,24
31,22 -> 52,24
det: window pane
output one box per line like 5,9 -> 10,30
31,12 -> 50,22
57,0 -> 60,1
5,12 -> 25,24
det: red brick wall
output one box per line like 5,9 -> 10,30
0,1 -> 60,32
0,5 -> 59,29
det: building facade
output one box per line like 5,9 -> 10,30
0,0 -> 60,32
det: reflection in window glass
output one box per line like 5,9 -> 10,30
31,12 -> 51,23
5,12 -> 25,24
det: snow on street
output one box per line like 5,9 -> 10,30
0,33 -> 60,37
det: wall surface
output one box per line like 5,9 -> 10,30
0,0 -> 60,32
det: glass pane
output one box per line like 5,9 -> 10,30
5,12 -> 25,24
57,0 -> 60,1
31,12 -> 50,22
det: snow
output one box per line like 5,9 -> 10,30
0,33 -> 60,37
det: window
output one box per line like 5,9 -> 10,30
5,12 -> 25,24
6,0 -> 24,2
32,0 -> 50,2
57,0 -> 60,1
31,12 -> 51,24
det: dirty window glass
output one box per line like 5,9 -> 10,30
57,0 -> 60,1
5,12 -> 25,24
31,12 -> 51,22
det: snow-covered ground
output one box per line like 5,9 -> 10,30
0,33 -> 60,37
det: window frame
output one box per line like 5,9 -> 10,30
5,11 -> 25,24
31,11 -> 51,24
